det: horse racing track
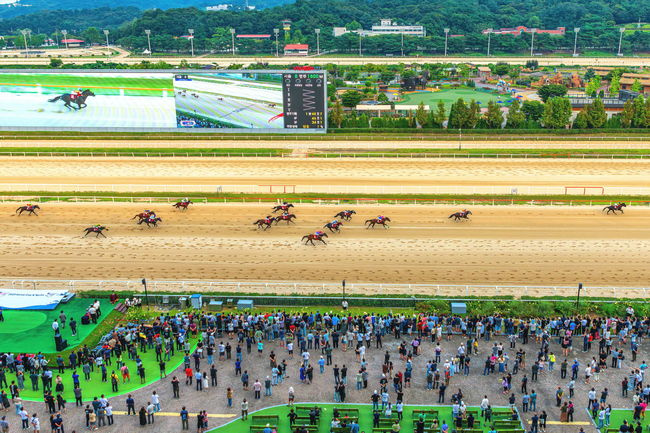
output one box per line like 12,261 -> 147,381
1,202 -> 650,293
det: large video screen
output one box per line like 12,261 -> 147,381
0,70 -> 327,132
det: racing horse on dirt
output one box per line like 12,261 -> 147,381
449,210 -> 472,221
139,216 -> 162,228
365,216 -> 391,229
253,217 -> 276,230
334,210 -> 356,221
132,211 -> 156,222
272,203 -> 294,213
274,213 -> 297,225
173,200 -> 193,210
83,225 -> 108,238
324,220 -> 344,233
302,231 -> 328,246
16,204 -> 40,216
48,89 -> 95,110
603,202 -> 626,215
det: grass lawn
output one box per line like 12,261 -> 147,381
0,298 -> 114,353
592,409 -> 648,432
8,333 -> 197,403
0,73 -> 172,97
396,88 -> 512,110
208,403 -> 523,433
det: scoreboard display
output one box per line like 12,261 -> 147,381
282,72 -> 326,129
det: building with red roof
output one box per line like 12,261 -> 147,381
284,43 -> 309,56
60,38 -> 85,47
482,26 -> 565,36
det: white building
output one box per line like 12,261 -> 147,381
333,19 -> 426,37
206,4 -> 231,11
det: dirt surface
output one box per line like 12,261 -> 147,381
2,202 -> 650,293
0,157 -> 649,196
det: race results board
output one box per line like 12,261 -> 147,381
282,72 -> 326,129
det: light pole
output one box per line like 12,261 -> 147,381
141,278 -> 149,307
529,28 -> 536,57
188,28 -> 194,57
273,28 -> 279,56
144,29 -> 152,56
103,29 -> 110,58
230,28 -> 236,56
572,27 -> 580,57
401,32 -> 404,57
444,28 -> 450,56
20,29 -> 29,58
486,28 -> 492,56
576,283 -> 583,312
315,28 -> 320,56
358,31 -> 362,56
617,27 -> 625,56
61,29 -> 68,49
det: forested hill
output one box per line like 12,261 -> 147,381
0,7 -> 141,34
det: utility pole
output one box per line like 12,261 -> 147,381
444,28 -> 450,56
142,278 -> 149,307
103,29 -> 110,59
20,29 -> 29,58
401,33 -> 404,57
617,27 -> 625,56
61,29 -> 68,49
486,28 -> 492,56
230,28 -> 236,56
529,28 -> 536,57
188,28 -> 194,57
358,31 -> 362,56
144,29 -> 152,56
273,28 -> 279,57
572,27 -> 580,57
315,28 -> 320,56
575,283 -> 583,312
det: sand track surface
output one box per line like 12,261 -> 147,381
1,203 -> 650,291
0,157 -> 649,190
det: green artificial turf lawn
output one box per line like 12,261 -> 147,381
208,403 -> 523,433
592,409 -> 648,431
397,88 -> 512,110
0,298 -> 114,353
7,334 -> 197,403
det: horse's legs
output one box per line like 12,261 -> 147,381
83,231 -> 89,237
320,239 -> 327,245
98,231 -> 106,238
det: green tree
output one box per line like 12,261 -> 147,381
448,98 -> 468,129
415,101 -> 428,128
467,100 -> 481,129
483,100 -> 504,129
631,79 -> 643,93
330,99 -> 344,128
542,97 -> 572,129
432,101 -> 446,128
585,98 -> 607,128
81,27 -> 102,44
522,100 -> 545,122
537,84 -> 568,102
49,57 -> 63,68
632,96 -> 646,127
573,110 -> 588,129
493,62 -> 509,77
585,76 -> 602,97
583,68 -> 595,82
609,74 -> 621,96
506,99 -> 525,128
620,100 -> 634,128
340,90 -> 362,108
377,93 -> 389,103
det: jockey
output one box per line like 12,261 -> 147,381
265,215 -> 272,224
377,215 -> 384,222
314,231 -> 325,237
71,88 -> 82,99
182,198 -> 189,204
332,219 -> 339,226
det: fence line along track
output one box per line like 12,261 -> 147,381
3,134 -> 650,142
0,195 -> 648,207
1,278 -> 647,299
3,151 -> 650,159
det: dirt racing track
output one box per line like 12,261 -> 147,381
1,202 -> 650,292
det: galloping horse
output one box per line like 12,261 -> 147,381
274,213 -> 297,225
603,202 -> 626,215
83,226 -> 108,238
139,217 -> 162,228
272,203 -> 294,213
334,210 -> 356,221
16,204 -> 40,216
253,217 -> 276,231
132,211 -> 155,222
365,216 -> 391,229
173,200 -> 193,210
324,221 -> 344,233
302,232 -> 328,246
449,210 -> 472,221
48,89 -> 95,110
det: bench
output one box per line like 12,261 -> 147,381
492,430 -> 524,433
251,415 -> 279,425
413,409 -> 439,416
334,408 -> 360,415
295,416 -> 319,424
290,425 -> 318,433
249,425 -> 277,433
372,428 -> 397,433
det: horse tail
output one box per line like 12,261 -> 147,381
48,95 -> 63,103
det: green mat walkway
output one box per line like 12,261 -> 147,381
590,408 -> 650,432
208,403 -> 525,433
